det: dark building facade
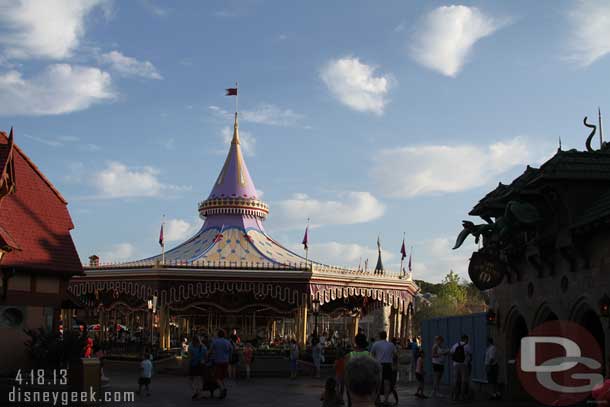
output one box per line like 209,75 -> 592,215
457,122 -> 610,398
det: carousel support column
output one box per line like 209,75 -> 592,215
407,306 -> 413,340
165,305 -> 172,350
391,307 -> 400,339
399,313 -> 407,342
252,312 -> 256,338
389,309 -> 396,338
351,315 -> 360,343
158,306 -> 165,350
375,303 -> 392,336
297,304 -> 308,348
161,305 -> 170,350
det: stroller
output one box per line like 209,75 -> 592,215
199,363 -> 227,399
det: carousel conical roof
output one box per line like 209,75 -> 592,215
141,113 -> 308,266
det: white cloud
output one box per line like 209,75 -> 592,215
0,0 -> 108,60
409,5 -> 503,77
0,64 -> 114,116
271,191 -> 385,230
138,0 -> 170,17
566,1 -> 610,67
164,218 -> 202,242
100,242 -> 136,263
100,50 -> 162,80
371,137 -> 544,198
242,104 -> 302,126
92,161 -> 190,198
320,57 -> 391,115
22,133 -> 100,152
209,104 -> 303,127
221,126 -> 256,156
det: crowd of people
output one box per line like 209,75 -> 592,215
133,327 -> 501,404
319,330 -> 501,405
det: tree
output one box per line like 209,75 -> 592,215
413,271 -> 487,335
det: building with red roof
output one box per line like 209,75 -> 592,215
0,128 -> 82,371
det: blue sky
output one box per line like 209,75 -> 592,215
1,0 -> 609,282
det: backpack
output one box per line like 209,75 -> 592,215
190,346 -> 202,367
452,343 -> 465,363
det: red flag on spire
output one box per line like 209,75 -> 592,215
302,223 -> 309,250
408,252 -> 412,272
226,88 -> 238,96
158,223 -> 164,247
400,237 -> 407,261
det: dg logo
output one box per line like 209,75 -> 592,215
517,320 -> 603,406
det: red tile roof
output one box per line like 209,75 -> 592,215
0,130 -> 82,275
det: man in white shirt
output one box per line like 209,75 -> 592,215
370,331 -> 397,405
485,337 -> 500,399
450,334 -> 471,401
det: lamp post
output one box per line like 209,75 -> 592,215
312,299 -> 320,339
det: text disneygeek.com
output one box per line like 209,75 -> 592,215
9,387 -> 135,406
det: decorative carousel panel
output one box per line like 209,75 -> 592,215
247,229 -> 306,265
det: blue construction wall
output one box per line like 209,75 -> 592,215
421,313 -> 488,384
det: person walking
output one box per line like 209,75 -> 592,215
312,337 -> 323,378
349,334 -> 370,359
431,335 -> 449,398
345,356 -> 382,407
370,331 -> 396,406
137,352 -> 153,396
243,342 -> 254,380
410,337 -> 420,383
414,349 -> 427,399
485,337 -> 500,400
228,328 -> 241,380
188,335 -> 207,399
289,338 -> 300,379
450,334 -> 472,401
335,347 -> 346,404
209,329 -> 232,398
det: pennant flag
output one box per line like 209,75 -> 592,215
213,225 -> 225,243
302,222 -> 309,250
225,88 -> 238,96
364,258 -> 369,270
400,237 -> 407,261
158,223 -> 164,247
377,235 -> 381,252
408,252 -> 412,272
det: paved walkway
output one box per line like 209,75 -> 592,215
102,363 -> 543,407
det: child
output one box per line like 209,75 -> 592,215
138,353 -> 153,396
320,377 -> 339,407
243,342 -> 254,380
334,348 -> 346,404
415,349 -> 427,399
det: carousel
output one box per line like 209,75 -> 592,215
68,112 -> 419,350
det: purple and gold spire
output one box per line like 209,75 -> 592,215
198,113 -> 269,220
139,108 -> 306,267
